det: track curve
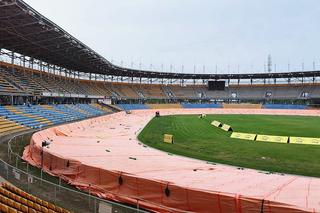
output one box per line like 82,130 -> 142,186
23,109 -> 320,212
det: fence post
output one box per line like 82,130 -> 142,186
137,200 -> 140,213
26,162 -> 29,175
59,176 -> 61,192
27,173 -> 30,192
15,155 -> 18,168
27,162 -> 30,192
40,169 -> 43,185
54,186 -> 57,204
7,141 -> 10,160
6,163 -> 9,180
8,142 -> 11,163
88,183 -> 91,208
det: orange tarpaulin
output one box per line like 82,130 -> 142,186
23,109 -> 320,212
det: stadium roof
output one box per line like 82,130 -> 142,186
1,0 -> 320,80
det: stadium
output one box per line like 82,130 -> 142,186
0,0 -> 320,212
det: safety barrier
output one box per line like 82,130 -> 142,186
230,132 -> 256,141
117,104 -> 149,111
3,133 -> 149,213
256,135 -> 289,143
182,103 -> 222,109
222,103 -> 262,109
210,120 -> 319,145
263,104 -> 307,110
290,137 -> 320,145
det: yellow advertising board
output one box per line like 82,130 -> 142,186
230,132 -> 256,141
290,137 -> 320,145
221,124 -> 232,132
256,135 -> 288,143
163,134 -> 174,144
211,120 -> 222,127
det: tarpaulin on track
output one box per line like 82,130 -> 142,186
23,109 -> 320,212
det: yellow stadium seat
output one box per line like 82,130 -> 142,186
14,195 -> 21,203
21,198 -> 28,206
33,203 -> 41,211
28,209 -> 37,213
42,201 -> 49,208
26,194 -> 32,200
48,203 -> 55,210
3,189 -> 10,197
20,191 -> 27,198
7,198 -> 14,208
8,192 -> 15,199
20,205 -> 28,213
1,204 -> 9,213
30,195 -> 36,203
41,206 -> 49,213
55,206 -> 63,212
35,197 -> 42,205
13,201 -> 21,210
1,195 -> 8,204
27,200 -> 33,208
9,207 -> 18,213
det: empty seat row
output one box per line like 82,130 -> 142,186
1,182 -> 71,213
0,104 -> 108,130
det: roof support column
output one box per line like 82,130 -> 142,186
40,61 -> 43,79
31,58 -> 34,78
23,55 -> 26,75
59,67 -> 62,78
11,51 -> 14,75
53,65 -> 56,80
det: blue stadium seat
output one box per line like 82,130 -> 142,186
181,103 -> 222,109
117,104 -> 149,111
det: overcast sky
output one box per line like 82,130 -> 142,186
24,0 -> 320,74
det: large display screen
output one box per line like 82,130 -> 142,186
208,81 -> 225,91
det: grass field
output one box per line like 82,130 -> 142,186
138,114 -> 320,177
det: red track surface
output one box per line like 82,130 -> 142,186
23,109 -> 320,212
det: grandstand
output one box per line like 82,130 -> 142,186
1,62 -> 320,102
1,62 -> 320,104
1,0 -> 320,212
0,104 -> 109,130
0,182 -> 70,213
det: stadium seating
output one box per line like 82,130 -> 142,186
1,62 -> 320,100
91,103 -> 113,113
0,182 -> 71,213
0,117 -> 27,136
0,69 -> 25,95
263,104 -> 307,109
0,104 -> 107,130
146,104 -> 182,109
168,85 -> 199,98
117,104 -> 149,111
222,103 -> 262,109
182,103 -> 222,108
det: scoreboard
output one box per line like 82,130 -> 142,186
208,81 -> 225,91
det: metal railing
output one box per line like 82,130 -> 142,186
2,132 -> 150,213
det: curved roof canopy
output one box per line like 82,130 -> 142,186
1,0 -> 320,80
